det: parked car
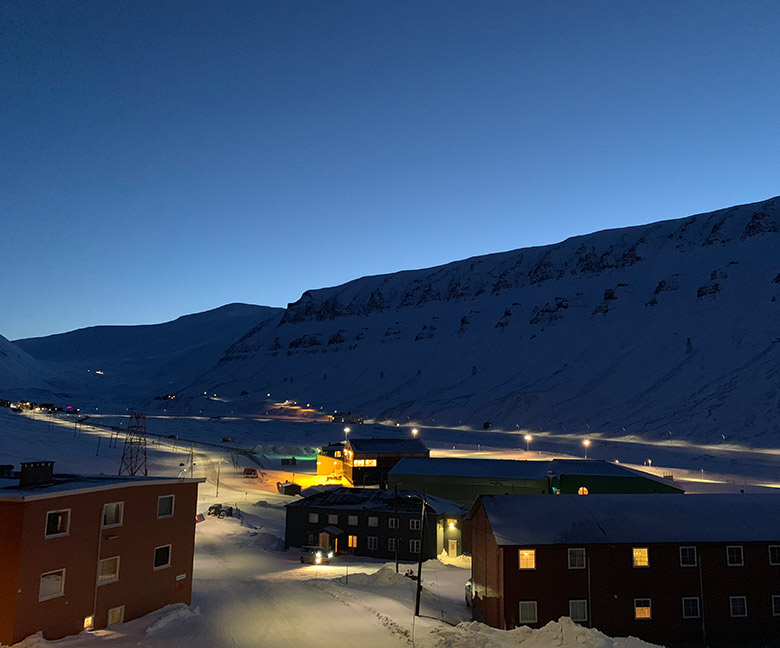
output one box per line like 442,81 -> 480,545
207,504 -> 234,519
243,468 -> 259,478
300,545 -> 333,565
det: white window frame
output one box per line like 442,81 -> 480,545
308,512 -> 319,523
679,546 -> 697,567
102,502 -> 124,528
769,545 -> 780,566
518,600 -> 538,624
388,517 -> 399,529
569,599 -> 587,622
328,514 -> 338,525
634,598 -> 652,620
45,509 -> 71,538
368,516 -> 379,527
409,518 -> 421,531
157,495 -> 175,518
682,597 -> 700,619
518,549 -> 536,570
39,568 -> 66,601
348,515 -> 358,526
367,536 -> 378,550
388,537 -> 398,552
727,545 -> 744,566
98,556 -> 120,584
568,548 -> 586,569
729,596 -> 747,617
107,605 -> 125,626
410,538 -> 421,553
772,595 -> 780,617
154,544 -> 172,570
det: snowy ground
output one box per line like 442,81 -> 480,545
3,408 -> 779,648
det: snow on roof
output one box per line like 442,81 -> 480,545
389,457 -> 667,482
347,438 -> 429,454
286,486 -> 467,516
481,493 -> 780,545
0,474 -> 204,501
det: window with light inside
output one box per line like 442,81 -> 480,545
633,547 -> 649,567
518,549 -> 536,570
634,599 -> 652,619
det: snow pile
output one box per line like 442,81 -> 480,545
145,604 -> 200,635
252,531 -> 282,549
434,617 -> 664,648
337,565 -> 410,586
438,550 -> 472,568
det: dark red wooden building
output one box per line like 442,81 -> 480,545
468,493 -> 780,647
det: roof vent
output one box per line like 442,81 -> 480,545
19,461 -> 55,487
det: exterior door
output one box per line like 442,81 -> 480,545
448,540 -> 458,557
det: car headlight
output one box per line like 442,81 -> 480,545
328,552 -> 334,558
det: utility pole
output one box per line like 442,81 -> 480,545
414,497 -> 427,617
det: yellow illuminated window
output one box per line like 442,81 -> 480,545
348,535 -> 357,548
633,547 -> 649,567
577,486 -> 589,495
353,459 -> 365,467
365,459 -> 377,467
634,599 -> 652,619
519,549 -> 536,570
83,616 -> 94,630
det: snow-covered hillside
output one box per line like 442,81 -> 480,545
4,198 -> 778,446
0,333 -> 63,396
193,197 -> 780,443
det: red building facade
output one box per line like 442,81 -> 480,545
0,462 -> 202,645
469,494 -> 780,647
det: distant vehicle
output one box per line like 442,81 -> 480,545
243,468 -> 259,478
276,481 -> 301,495
207,504 -> 233,518
465,579 -> 474,607
300,545 -> 333,565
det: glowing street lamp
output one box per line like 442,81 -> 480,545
524,434 -> 532,452
344,426 -> 350,442
583,439 -> 591,459
412,428 -> 419,438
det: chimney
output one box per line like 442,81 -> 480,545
19,461 -> 55,487
0,465 -> 14,479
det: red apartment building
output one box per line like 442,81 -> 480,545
0,461 -> 202,645
468,493 -> 780,648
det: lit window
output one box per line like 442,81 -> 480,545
388,537 -> 398,551
83,616 -> 94,630
680,546 -> 697,567
769,545 -> 780,566
102,502 -> 124,528
388,517 -> 399,529
354,459 -> 365,467
727,546 -> 744,566
518,601 -> 537,624
348,515 -> 358,526
154,545 -> 171,570
308,513 -> 319,523
569,599 -> 587,622
410,519 -> 421,531
682,597 -> 700,619
328,514 -> 338,525
367,536 -> 378,550
568,548 -> 586,569
518,549 -> 536,570
365,459 -> 377,467
45,510 -> 70,538
634,599 -> 652,619
157,495 -> 175,518
348,535 -> 357,548
368,516 -> 378,527
98,557 -> 120,584
772,595 -> 780,616
633,547 -> 649,568
730,596 -> 747,617
107,606 -> 125,626
577,486 -> 589,495
39,569 -> 65,601
334,451 -> 342,458
410,539 -> 421,553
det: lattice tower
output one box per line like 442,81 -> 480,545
118,412 -> 148,476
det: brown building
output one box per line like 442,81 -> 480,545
0,461 -> 203,645
468,493 -> 780,648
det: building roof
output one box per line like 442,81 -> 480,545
479,493 -> 780,545
347,438 -> 429,455
389,457 -> 670,483
0,474 -> 204,502
286,486 -> 466,516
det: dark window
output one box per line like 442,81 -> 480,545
727,546 -> 744,566
157,495 -> 174,518
682,597 -> 700,618
769,546 -> 780,566
154,545 -> 171,569
45,510 -> 70,537
568,548 -> 586,569
730,596 -> 747,617
680,546 -> 697,567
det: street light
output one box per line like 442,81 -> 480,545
412,428 -> 418,438
583,439 -> 591,459
215,459 -> 223,498
524,434 -> 532,452
344,426 -> 350,442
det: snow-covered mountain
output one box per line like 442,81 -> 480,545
5,198 -> 778,445
191,197 -> 779,443
0,333 -> 62,394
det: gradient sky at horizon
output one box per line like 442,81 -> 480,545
2,1 -> 778,340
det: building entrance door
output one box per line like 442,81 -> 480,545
448,540 -> 458,557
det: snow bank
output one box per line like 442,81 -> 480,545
145,604 -> 200,635
336,565 -> 409,586
437,550 -> 472,568
433,617 -> 665,648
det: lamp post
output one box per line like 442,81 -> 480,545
215,459 -> 223,497
412,428 -> 418,438
524,434 -> 532,452
344,426 -> 350,443
583,439 -> 591,459
413,496 -> 427,617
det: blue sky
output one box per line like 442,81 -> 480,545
2,1 -> 778,340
